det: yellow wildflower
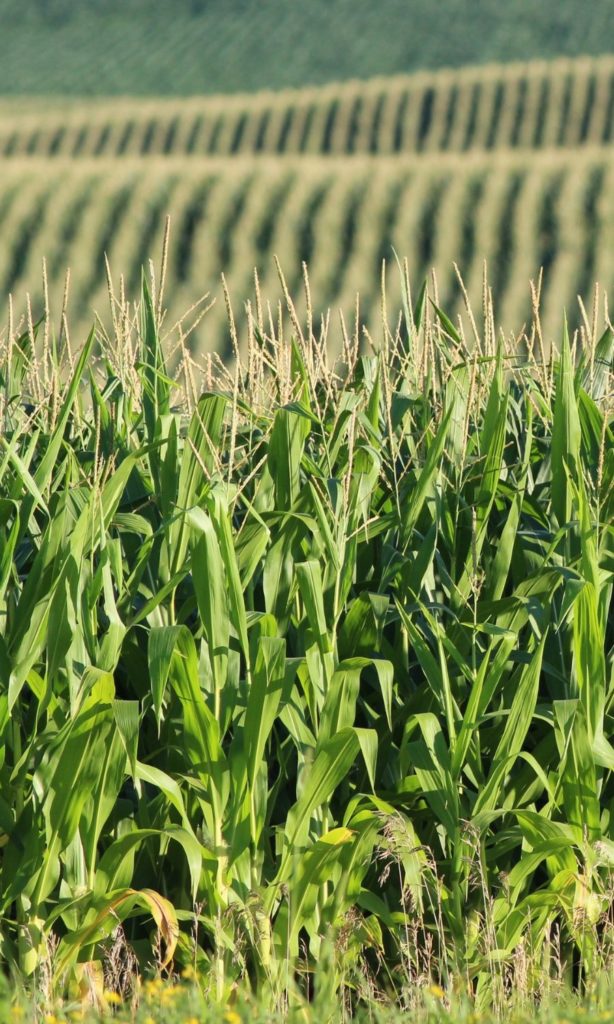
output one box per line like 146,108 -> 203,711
160,986 -> 181,1005
144,978 -> 163,994
428,983 -> 445,1000
224,1012 -> 241,1024
104,992 -> 123,1006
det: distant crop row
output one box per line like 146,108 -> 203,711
2,149 -> 612,355
1,55 -> 612,159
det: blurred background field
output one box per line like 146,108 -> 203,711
0,0 -> 612,356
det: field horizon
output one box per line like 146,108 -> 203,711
0,0 -> 613,96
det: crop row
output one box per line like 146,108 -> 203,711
2,150 -> 612,356
0,55 -> 612,159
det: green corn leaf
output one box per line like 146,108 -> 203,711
189,508 -> 230,720
148,624 -> 184,732
400,404 -> 452,546
404,712 -> 459,837
474,634 -> 546,815
283,827 -> 355,952
268,404 -> 311,510
551,318 -> 581,531
276,727 -> 360,888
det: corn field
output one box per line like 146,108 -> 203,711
1,147 -> 613,359
0,266 -> 612,1009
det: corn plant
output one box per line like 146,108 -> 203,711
0,266 -> 612,1010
